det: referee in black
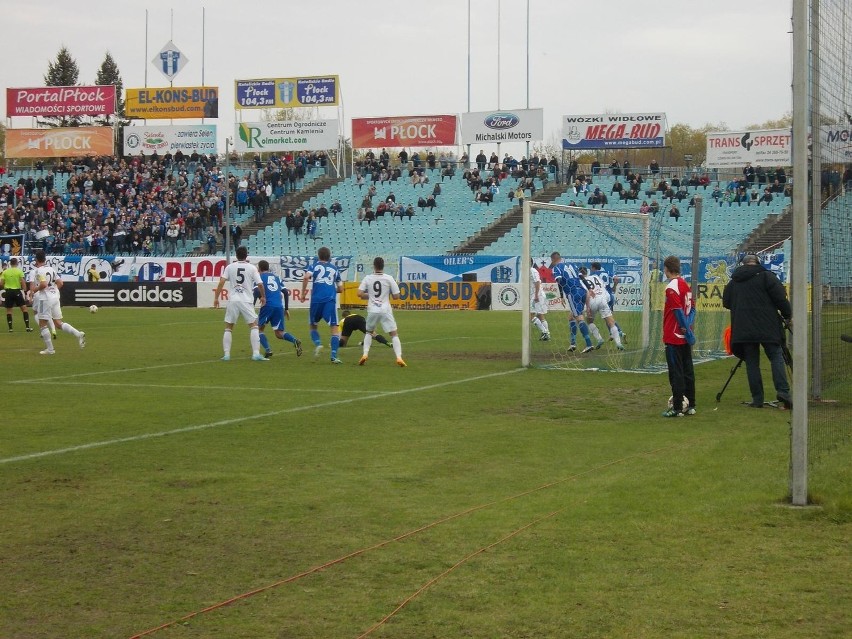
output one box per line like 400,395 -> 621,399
338,310 -> 391,348
0,257 -> 32,332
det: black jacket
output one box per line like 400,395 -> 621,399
722,264 -> 791,344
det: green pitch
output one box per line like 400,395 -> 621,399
1,308 -> 848,638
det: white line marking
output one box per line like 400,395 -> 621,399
33,381 -> 376,394
0,368 -> 524,465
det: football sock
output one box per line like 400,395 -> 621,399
6,315 -> 11,330
578,321 -> 592,347
330,334 -> 340,358
258,332 -> 270,352
610,324 -> 623,347
62,322 -> 82,338
362,333 -> 373,356
282,332 -> 296,343
41,327 -> 54,351
249,326 -> 261,356
569,320 -> 577,344
375,334 -> 390,346
542,319 -> 549,334
222,328 -> 232,356
310,329 -> 321,346
392,336 -> 402,359
588,322 -> 603,342
532,317 -> 544,333
23,311 -> 30,328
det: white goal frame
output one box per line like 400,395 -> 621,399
521,200 -> 652,367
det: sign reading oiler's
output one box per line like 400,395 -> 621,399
235,120 -> 339,152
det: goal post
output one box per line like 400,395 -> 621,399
522,200 -> 653,370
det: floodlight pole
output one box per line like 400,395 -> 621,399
224,137 -> 232,262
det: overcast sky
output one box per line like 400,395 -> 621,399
1,0 -> 793,157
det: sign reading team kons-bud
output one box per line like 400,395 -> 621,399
235,120 -> 339,152
234,76 -> 339,109
123,125 -> 218,156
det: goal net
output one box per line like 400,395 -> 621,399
521,201 -> 729,372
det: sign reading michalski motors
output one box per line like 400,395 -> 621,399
461,109 -> 543,144
61,282 -> 197,307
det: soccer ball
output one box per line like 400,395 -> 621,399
89,305 -> 98,313
667,395 -> 690,412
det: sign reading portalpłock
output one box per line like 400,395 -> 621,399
6,86 -> 116,117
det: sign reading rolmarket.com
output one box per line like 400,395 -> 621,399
6,86 -> 116,117
123,125 -> 218,156
235,120 -> 339,152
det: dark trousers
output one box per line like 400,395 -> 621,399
665,343 -> 696,409
740,342 -> 790,404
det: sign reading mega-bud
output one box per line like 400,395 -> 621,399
461,109 -> 543,144
235,120 -> 339,152
705,129 -> 792,168
123,125 -> 218,156
6,86 -> 116,117
562,113 -> 667,149
351,115 -> 457,148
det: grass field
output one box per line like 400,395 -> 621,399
1,307 -> 849,639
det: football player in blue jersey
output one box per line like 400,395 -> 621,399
300,246 -> 344,363
550,251 -> 594,353
256,260 -> 303,359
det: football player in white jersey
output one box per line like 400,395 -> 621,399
582,264 -> 624,350
213,246 -> 266,361
28,250 -> 86,355
356,256 -> 406,367
530,260 -> 550,340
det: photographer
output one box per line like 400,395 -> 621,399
722,255 -> 793,408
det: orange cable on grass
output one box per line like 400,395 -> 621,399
355,510 -> 562,639
128,442 -> 690,638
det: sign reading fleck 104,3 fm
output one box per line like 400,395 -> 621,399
234,76 -> 339,109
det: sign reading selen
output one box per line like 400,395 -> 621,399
461,109 -> 543,144
235,120 -> 339,152
705,129 -> 792,169
123,125 -> 218,156
5,127 -> 114,158
562,113 -> 667,149
6,86 -> 116,117
351,115 -> 457,148
235,76 -> 339,109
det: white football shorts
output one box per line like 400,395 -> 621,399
365,309 -> 398,333
224,299 -> 258,324
34,296 -> 62,321
587,293 -> 613,319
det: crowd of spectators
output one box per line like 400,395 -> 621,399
0,150 -> 329,256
